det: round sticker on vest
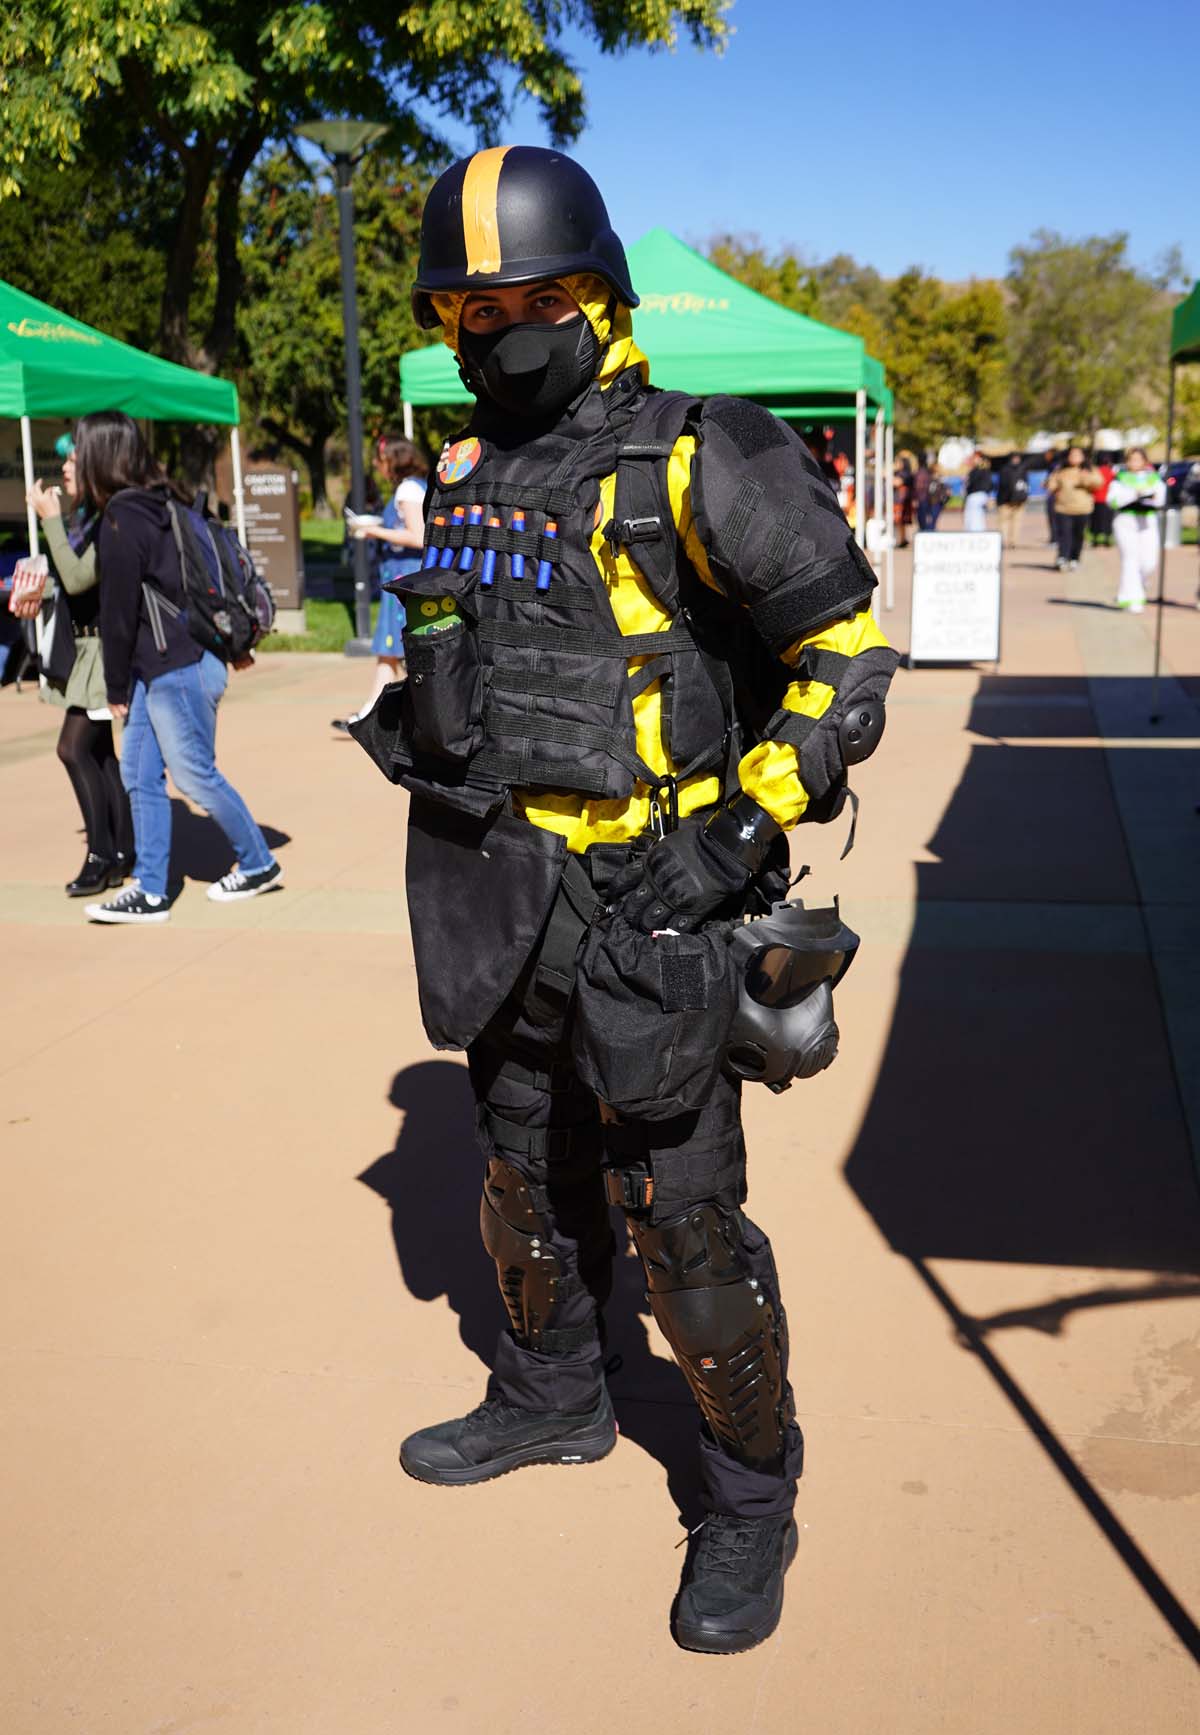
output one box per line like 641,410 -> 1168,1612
437,437 -> 483,487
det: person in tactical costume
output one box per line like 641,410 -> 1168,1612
351,146 -> 898,1654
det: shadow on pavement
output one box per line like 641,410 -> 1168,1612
166,798 -> 290,888
358,1060 -> 703,1523
843,718 -> 1200,1658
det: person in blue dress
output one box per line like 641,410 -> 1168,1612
332,437 -> 429,732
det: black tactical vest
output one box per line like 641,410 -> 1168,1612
389,372 -> 737,816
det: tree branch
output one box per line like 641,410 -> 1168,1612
121,57 -> 193,166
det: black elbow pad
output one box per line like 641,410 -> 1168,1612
763,645 -> 900,810
691,396 -> 877,650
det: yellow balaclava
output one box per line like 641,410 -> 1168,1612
430,273 -> 649,392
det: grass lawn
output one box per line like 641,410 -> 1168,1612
301,518 -> 346,563
260,597 -> 378,653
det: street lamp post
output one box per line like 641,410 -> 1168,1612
297,119 -> 389,654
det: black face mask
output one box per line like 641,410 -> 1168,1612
459,312 -> 601,420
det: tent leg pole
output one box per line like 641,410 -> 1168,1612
20,416 -> 39,559
1149,363 -> 1175,723
20,415 -> 46,670
230,427 -> 248,548
854,390 -> 866,551
884,423 -> 895,611
403,401 -> 414,440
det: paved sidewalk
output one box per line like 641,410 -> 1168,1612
1,531 -> 1198,1733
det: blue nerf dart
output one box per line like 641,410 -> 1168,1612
458,503 -> 484,572
439,506 -> 465,568
479,516 -> 502,588
510,509 -> 526,578
535,519 -> 558,592
422,514 -> 446,569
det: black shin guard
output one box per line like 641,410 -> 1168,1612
480,1155 -> 602,1356
629,1203 -> 791,1471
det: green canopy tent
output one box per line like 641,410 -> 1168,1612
399,229 -> 894,600
0,278 -> 244,558
1150,282 -> 1200,714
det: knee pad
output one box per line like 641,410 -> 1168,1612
630,1204 -> 790,1469
480,1156 -> 588,1353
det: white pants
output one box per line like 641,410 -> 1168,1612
963,493 -> 989,533
1113,512 -> 1158,607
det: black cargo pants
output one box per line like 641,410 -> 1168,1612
467,843 -> 805,1520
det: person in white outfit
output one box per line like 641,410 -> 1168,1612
1107,447 -> 1166,612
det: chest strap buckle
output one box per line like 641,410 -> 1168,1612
603,515 -> 664,554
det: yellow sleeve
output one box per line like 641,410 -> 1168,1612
668,433 -> 893,829
738,610 -> 892,827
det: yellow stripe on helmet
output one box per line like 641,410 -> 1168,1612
461,146 -> 510,275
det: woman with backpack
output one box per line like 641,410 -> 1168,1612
25,435 -> 135,896
74,411 -> 282,924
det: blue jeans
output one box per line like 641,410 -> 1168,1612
121,650 -> 273,898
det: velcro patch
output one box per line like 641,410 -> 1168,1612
660,951 -> 709,1012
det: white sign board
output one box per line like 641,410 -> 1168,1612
909,531 -> 1002,664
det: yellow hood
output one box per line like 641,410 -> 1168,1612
429,272 -> 649,392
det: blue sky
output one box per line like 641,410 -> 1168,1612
437,0 -> 1193,284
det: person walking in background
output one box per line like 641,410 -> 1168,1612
332,436 -> 429,734
25,436 -> 134,896
1089,456 -> 1116,547
892,459 -> 913,547
963,452 -> 993,532
1042,447 -> 1061,546
1047,446 -> 1101,570
70,412 -> 282,924
1108,447 -> 1166,613
995,453 -> 1028,550
803,430 -> 842,495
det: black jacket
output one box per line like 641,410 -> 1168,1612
965,465 -> 993,497
995,463 -> 1026,505
98,488 -> 202,704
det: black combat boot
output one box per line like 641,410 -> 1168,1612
400,1386 -> 616,1486
673,1513 -> 799,1654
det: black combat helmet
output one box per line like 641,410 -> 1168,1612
412,145 -> 638,329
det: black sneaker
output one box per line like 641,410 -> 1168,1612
206,860 -> 283,903
400,1387 -> 616,1486
673,1514 -> 799,1655
331,718 -> 352,734
85,882 -> 170,925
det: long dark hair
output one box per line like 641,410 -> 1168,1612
73,411 -> 188,512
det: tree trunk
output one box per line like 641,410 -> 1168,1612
261,418 -> 333,514
305,439 -> 332,516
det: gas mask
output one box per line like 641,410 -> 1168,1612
458,313 -> 601,420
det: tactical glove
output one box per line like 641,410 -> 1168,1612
617,795 -> 781,934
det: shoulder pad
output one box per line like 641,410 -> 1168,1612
692,396 -> 875,649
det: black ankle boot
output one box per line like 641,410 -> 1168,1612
66,853 -> 116,897
673,1513 -> 799,1654
110,852 -> 132,887
400,1387 -> 616,1486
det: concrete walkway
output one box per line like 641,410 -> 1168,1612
2,527 -> 1198,1733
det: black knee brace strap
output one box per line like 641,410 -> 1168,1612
629,1203 -> 789,1469
481,1107 -> 601,1165
479,1156 -> 594,1353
